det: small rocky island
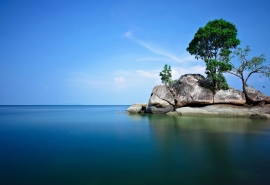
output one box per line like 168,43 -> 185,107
126,74 -> 270,119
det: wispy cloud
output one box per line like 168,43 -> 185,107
113,77 -> 127,90
171,65 -> 205,79
124,31 -> 198,63
136,65 -> 205,82
135,57 -> 170,62
136,70 -> 159,79
66,72 -> 130,92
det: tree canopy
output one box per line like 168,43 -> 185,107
159,64 -> 173,86
187,19 -> 240,92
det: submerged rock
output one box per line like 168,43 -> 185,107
166,111 -> 181,116
250,114 -> 268,119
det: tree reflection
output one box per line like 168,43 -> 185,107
126,114 -> 270,184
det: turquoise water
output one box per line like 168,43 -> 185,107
0,105 -> 270,185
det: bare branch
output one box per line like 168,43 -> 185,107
228,46 -> 269,96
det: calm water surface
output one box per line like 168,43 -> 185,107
0,105 -> 270,185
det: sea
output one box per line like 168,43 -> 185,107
0,105 -> 270,185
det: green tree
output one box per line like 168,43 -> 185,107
227,46 -> 270,99
186,19 -> 240,92
159,64 -> 173,86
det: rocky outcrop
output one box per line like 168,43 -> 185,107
126,103 -> 147,114
172,74 -> 213,107
146,85 -> 174,114
146,105 -> 174,114
264,97 -> 270,104
245,85 -> 267,103
149,93 -> 172,107
126,73 -> 269,118
214,88 -> 246,105
175,104 -> 270,119
152,85 -> 175,105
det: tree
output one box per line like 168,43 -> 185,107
227,46 -> 270,99
186,19 -> 240,92
159,64 -> 173,86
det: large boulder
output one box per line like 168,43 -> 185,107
126,103 -> 147,114
245,85 -> 267,103
151,85 -> 175,105
149,93 -> 171,107
146,85 -> 174,114
172,74 -> 214,108
214,88 -> 246,105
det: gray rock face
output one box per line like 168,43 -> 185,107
126,73 -> 270,116
264,97 -> 270,104
146,85 -> 175,114
214,88 -> 246,105
172,74 -> 213,107
149,94 -> 171,107
152,85 -> 175,105
175,104 -> 270,119
245,86 -> 267,102
126,103 -> 147,114
146,105 -> 174,114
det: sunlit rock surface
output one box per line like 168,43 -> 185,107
172,74 -> 213,107
126,103 -> 147,114
175,104 -> 270,119
126,74 -> 270,118
146,85 -> 175,114
214,88 -> 246,105
245,85 -> 267,102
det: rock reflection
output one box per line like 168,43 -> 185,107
126,114 -> 270,184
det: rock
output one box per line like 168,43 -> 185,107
176,107 -> 217,116
250,114 -> 268,119
152,85 -> 175,105
146,105 -> 174,114
149,94 -> 171,107
146,85 -> 175,114
175,104 -> 270,119
172,74 -> 213,107
166,111 -> 180,116
245,85 -> 267,102
264,97 -> 270,104
214,88 -> 246,105
126,103 -> 147,114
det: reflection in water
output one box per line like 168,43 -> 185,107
1,106 -> 270,185
128,114 -> 270,184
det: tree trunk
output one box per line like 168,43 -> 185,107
242,77 -> 252,103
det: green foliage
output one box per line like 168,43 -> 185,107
228,46 -> 270,92
205,59 -> 232,92
186,19 -> 240,92
159,64 -> 173,86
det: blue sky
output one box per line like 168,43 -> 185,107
0,0 -> 269,105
